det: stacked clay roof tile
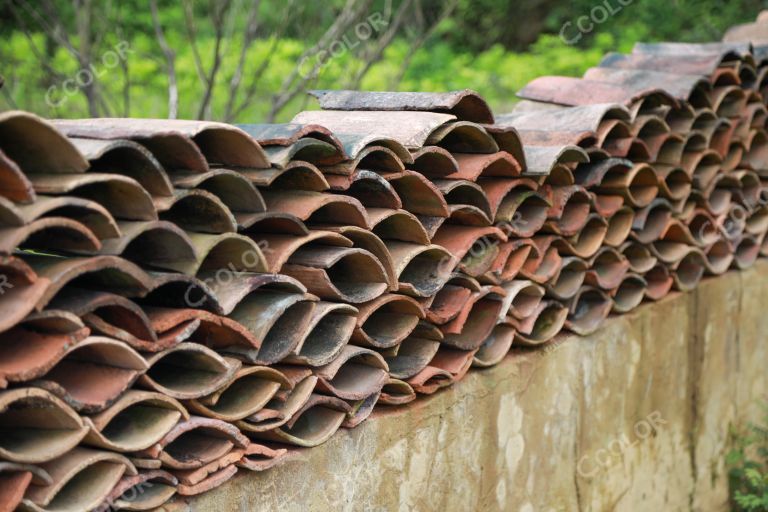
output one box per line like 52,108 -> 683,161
0,13 -> 767,510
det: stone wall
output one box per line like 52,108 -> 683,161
180,261 -> 768,512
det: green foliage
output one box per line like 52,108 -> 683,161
728,406 -> 768,511
0,0 -> 765,121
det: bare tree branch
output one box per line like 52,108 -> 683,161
223,0 -> 261,121
267,0 -> 373,122
150,0 -> 179,119
346,0 -> 411,90
198,0 -> 233,119
227,0 -> 298,122
182,0 -> 209,87
389,0 -> 457,89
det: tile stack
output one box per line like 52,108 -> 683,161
0,15 -> 766,510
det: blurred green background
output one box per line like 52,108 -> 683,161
0,0 -> 765,122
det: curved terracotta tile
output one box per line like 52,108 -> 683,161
0,322 -> 89,387
367,208 -> 430,245
342,389 -> 381,428
322,144 -> 407,175
314,345 -> 389,401
249,393 -> 350,447
429,345 -> 478,383
703,239 -> 735,275
29,173 -> 158,224
352,293 -> 424,349
665,103 -> 697,133
643,262 -> 675,300
236,122 -> 346,161
0,387 -> 87,464
473,324 -> 516,368
70,137 -> 174,197
24,254 -> 154,310
139,342 -> 241,400
610,273 -> 648,313
0,462 -> 51,512
83,390 -> 188,453
584,66 -> 712,107
385,242 -> 454,297
427,282 -> 474,325
669,250 -> 707,290
237,371 -> 317,433
282,245 -> 388,303
0,256 -> 49,332
540,184 -> 592,236
733,234 -> 761,269
519,236 -> 563,284
33,336 -> 148,413
604,206 -> 635,247
545,257 -> 588,301
153,188 -> 238,234
188,365 -> 289,423
620,241 -> 659,273
309,89 -> 494,124
0,112 -> 88,176
382,170 -> 450,217
406,365 -> 454,395
481,124 -> 527,169
434,179 -> 493,223
291,110 -> 455,151
320,226 -> 398,291
518,76 -> 677,113
631,198 -> 674,244
136,415 -> 248,470
282,301 -> 357,366
501,102 -> 630,134
552,214 -> 609,259
585,247 -> 631,290
170,169 -> 265,222
325,170 -> 402,209
244,160 -> 330,193
432,224 -> 506,276
236,443 -> 290,472
0,149 -> 35,204
55,118 -> 270,169
14,195 -> 120,240
408,145 -> 460,177
384,322 -> 442,380
261,138 -> 341,168
261,189 -> 369,229
517,128 -> 597,149
746,204 -> 768,235
98,469 -> 178,512
0,216 -> 101,255
96,220 -> 194,270
653,165 -> 692,202
22,447 -> 136,512
176,464 -> 238,496
513,300 -> 568,345
227,291 -> 316,364
168,231 -> 267,276
378,378 -> 417,406
257,230 -> 351,273
599,50 -> 724,77
524,144 -> 590,177
440,288 -> 506,350
743,128 -> 768,170
447,151 -> 521,181
564,287 -> 614,335
421,121 -> 499,154
490,239 -> 539,281
481,179 -> 549,236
